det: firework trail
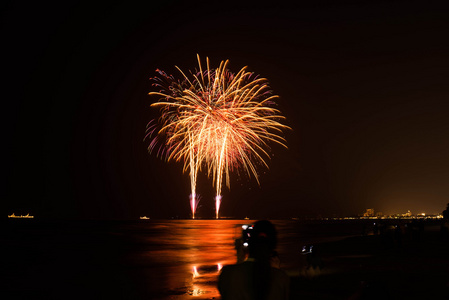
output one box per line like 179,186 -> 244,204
146,55 -> 289,219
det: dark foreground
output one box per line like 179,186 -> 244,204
1,219 -> 448,299
290,224 -> 449,299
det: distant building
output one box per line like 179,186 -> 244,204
402,210 -> 412,217
363,208 -> 375,217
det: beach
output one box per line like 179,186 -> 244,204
290,222 -> 449,299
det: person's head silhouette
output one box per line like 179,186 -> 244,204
248,220 -> 277,259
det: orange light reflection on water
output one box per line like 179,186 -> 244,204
141,220 -> 250,299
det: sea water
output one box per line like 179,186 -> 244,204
1,219 -> 363,299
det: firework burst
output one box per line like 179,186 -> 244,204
146,55 -> 289,219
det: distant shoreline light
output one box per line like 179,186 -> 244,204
308,215 -> 444,221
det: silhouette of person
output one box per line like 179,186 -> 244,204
443,203 -> 449,220
218,220 -> 289,300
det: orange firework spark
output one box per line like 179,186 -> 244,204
146,55 -> 289,219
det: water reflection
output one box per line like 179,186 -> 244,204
189,264 -> 222,297
130,219 -> 313,299
136,220 -> 251,299
3,218 -> 365,299
192,266 -> 200,278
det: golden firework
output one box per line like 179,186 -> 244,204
147,55 -> 289,218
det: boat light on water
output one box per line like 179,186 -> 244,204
8,213 -> 34,219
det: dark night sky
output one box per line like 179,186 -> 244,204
2,0 -> 449,219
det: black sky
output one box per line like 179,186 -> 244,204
2,0 -> 449,219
